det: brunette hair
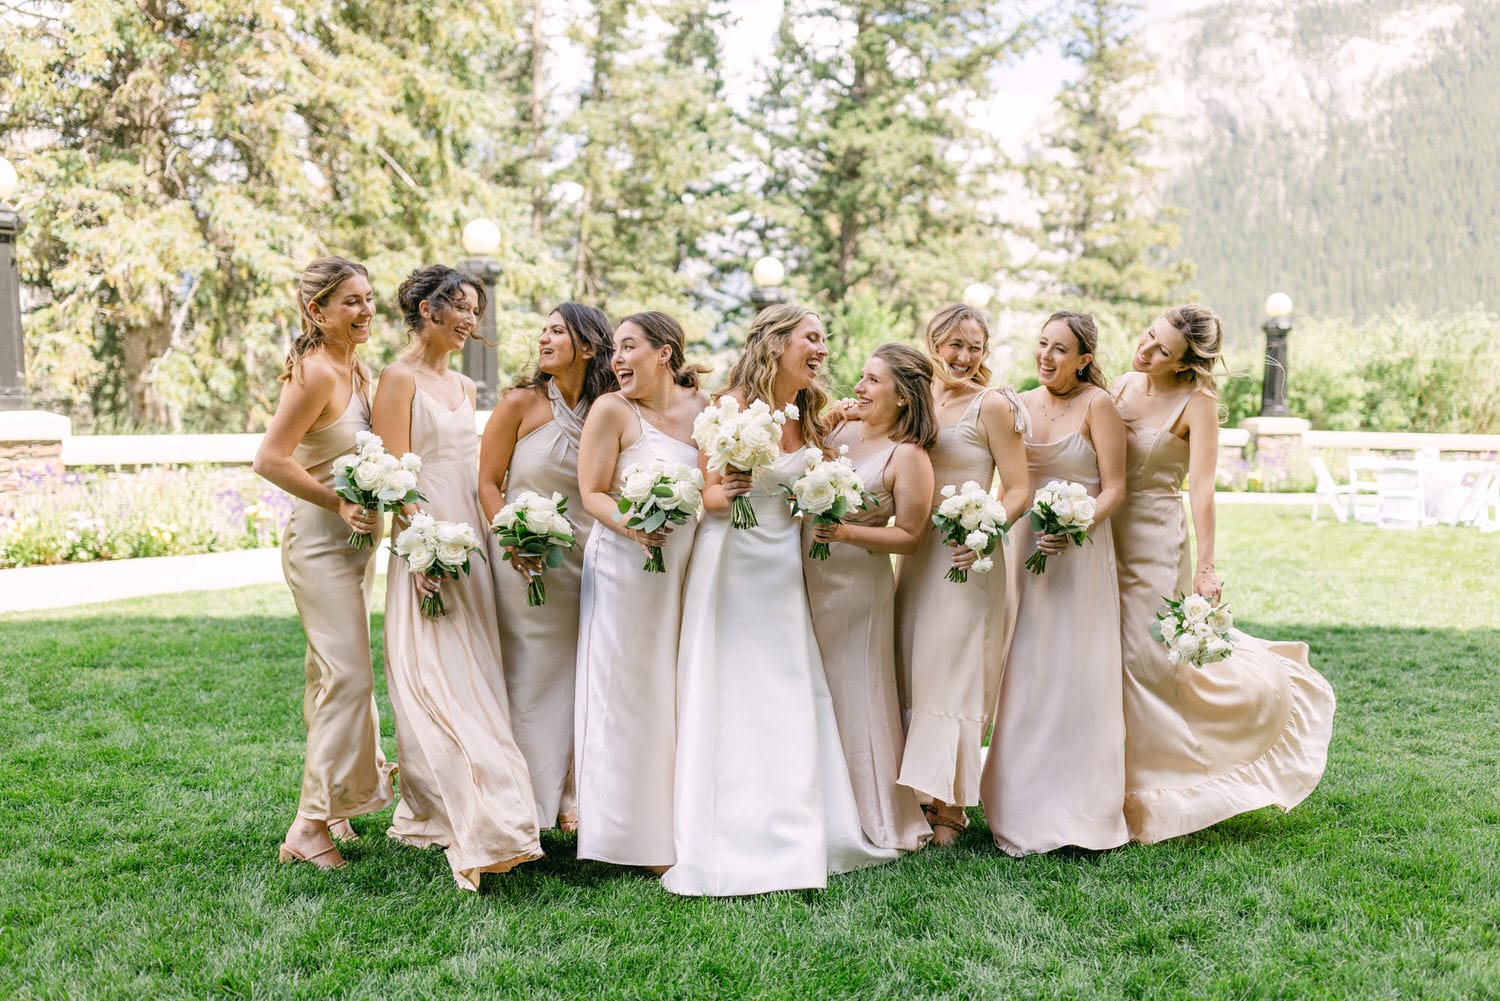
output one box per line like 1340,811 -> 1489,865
396,264 -> 488,341
923,304 -> 994,388
513,302 -> 618,406
1161,303 -> 1227,390
619,311 -> 712,389
720,303 -> 829,452
281,256 -> 371,397
871,343 -> 938,449
1044,310 -> 1106,389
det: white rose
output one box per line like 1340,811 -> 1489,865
355,430 -> 382,453
491,505 -> 517,531
1166,648 -> 1182,666
621,467 -> 659,505
1176,632 -> 1201,660
353,459 -> 384,491
407,511 -> 436,534
332,453 -> 357,475
437,540 -> 469,567
783,403 -> 800,420
1050,497 -> 1074,522
739,423 -> 774,452
937,496 -> 964,519
971,556 -> 994,574
964,530 -> 989,551
1181,594 -> 1212,623
1074,497 -> 1097,524
399,452 -> 422,473
799,481 -> 838,514
1067,481 -> 1088,498
940,484 -> 958,498
407,545 -> 437,574
1208,608 -> 1233,633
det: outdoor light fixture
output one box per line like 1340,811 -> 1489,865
461,217 -> 502,258
1260,291 -> 1294,417
0,155 -> 25,410
962,283 -> 993,309
750,256 -> 787,314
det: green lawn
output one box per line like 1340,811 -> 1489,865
3,507 -> 1498,999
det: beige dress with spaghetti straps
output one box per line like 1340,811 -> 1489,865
279,389 -> 395,822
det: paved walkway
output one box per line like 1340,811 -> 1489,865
2,494 -> 1316,614
0,545 -> 390,614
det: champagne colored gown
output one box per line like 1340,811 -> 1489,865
662,447 -> 899,896
803,444 -> 931,851
894,387 -> 1023,808
1112,377 -> 1335,844
980,395 -> 1130,856
493,382 -> 596,828
280,390 -> 395,823
575,400 -> 700,867
384,388 -> 542,890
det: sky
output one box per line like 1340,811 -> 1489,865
722,0 -> 1215,151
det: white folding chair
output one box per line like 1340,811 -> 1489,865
1310,456 -> 1351,522
1346,456 -> 1383,523
1447,462 -> 1498,527
1375,461 -> 1425,529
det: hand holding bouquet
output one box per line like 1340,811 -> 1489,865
491,491 -> 578,605
691,397 -> 797,529
615,461 -> 705,572
1151,592 -> 1234,668
785,446 -> 874,560
1024,479 -> 1096,575
932,480 -> 1008,583
331,430 -> 424,548
393,512 -> 483,618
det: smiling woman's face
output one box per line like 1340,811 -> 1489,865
777,313 -> 829,390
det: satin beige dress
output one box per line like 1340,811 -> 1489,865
894,387 -> 1023,808
385,388 -> 542,890
279,390 -> 395,822
804,444 -> 931,851
1112,377 -> 1336,844
981,396 -> 1129,856
493,382 -> 596,828
574,400 -> 699,867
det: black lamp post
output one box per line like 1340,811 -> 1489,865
460,218 -> 502,409
1259,292 -> 1293,418
749,256 -> 787,314
0,156 -> 26,411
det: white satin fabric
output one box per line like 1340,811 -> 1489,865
663,447 -> 899,896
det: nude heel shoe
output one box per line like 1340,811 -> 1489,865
327,818 -> 359,842
277,842 -> 346,870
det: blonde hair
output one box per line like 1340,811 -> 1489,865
281,256 -> 370,398
721,303 -> 829,452
1162,303 -> 1227,391
922,304 -> 994,388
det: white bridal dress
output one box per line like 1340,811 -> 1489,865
662,446 -> 899,896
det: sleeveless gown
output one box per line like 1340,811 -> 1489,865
980,400 -> 1129,856
803,444 -> 931,851
894,387 -> 1023,808
575,399 -> 700,867
1112,376 -> 1336,843
662,446 -> 899,896
384,388 -> 542,890
493,382 -> 596,828
279,389 -> 395,823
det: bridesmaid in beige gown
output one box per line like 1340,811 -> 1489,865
806,344 -> 937,852
893,305 -> 1030,845
479,303 -> 617,831
372,266 -> 541,890
1112,304 -> 1335,843
254,257 -> 394,870
574,312 -> 709,870
981,311 -> 1130,856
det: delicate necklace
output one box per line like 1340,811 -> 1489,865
1036,383 -> 1085,424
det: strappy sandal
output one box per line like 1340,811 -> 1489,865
327,818 -> 359,842
277,841 -> 346,870
929,813 -> 967,847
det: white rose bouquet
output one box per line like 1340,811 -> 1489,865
331,430 -> 424,548
1024,479 -> 1097,574
1151,591 -> 1235,668
490,490 -> 578,606
931,480 -> 1009,583
784,446 -> 874,560
393,512 -> 483,618
691,396 -> 798,529
614,461 -> 706,573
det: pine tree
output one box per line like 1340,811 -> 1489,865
1025,0 -> 1193,314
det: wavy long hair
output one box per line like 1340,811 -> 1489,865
720,303 -> 829,452
280,256 -> 371,397
513,302 -> 618,407
619,311 -> 712,389
1044,310 -> 1107,389
872,343 -> 938,449
1162,303 -> 1227,391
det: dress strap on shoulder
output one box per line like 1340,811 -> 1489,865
1164,387 -> 1198,433
546,379 -> 589,446
995,385 -> 1031,436
961,386 -> 996,423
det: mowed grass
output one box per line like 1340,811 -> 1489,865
2,506 -> 1497,999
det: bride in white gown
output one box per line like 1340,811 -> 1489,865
662,304 -> 900,897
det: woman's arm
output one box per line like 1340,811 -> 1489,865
979,392 -> 1031,524
576,395 -> 668,552
478,389 -> 528,523
1183,392 -> 1222,601
814,444 -> 933,556
369,365 -> 418,522
1088,390 -> 1129,525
